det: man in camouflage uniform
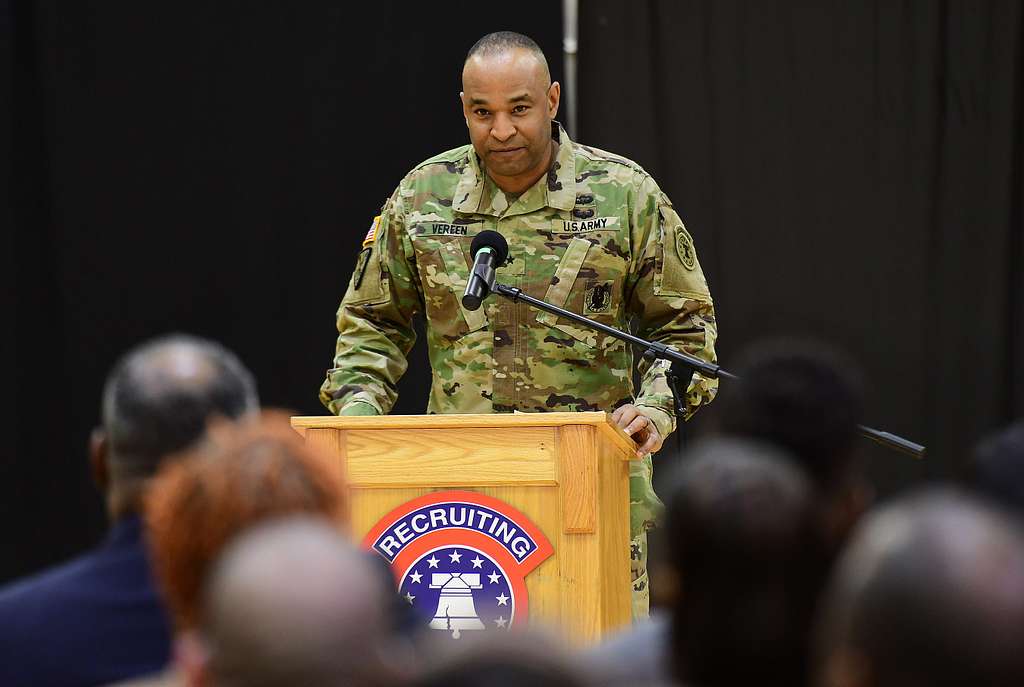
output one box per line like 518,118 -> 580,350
320,32 -> 718,618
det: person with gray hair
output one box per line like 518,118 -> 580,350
176,517 -> 400,687
816,489 -> 1024,687
0,334 -> 258,687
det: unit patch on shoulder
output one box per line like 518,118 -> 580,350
363,490 -> 553,638
675,225 -> 697,271
363,215 -> 381,248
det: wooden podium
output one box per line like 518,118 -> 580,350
290,412 -> 638,642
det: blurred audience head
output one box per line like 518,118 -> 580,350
665,438 -> 827,687
816,489 -> 1024,687
716,339 -> 869,544
178,517 -> 394,687
94,333 -> 258,518
966,421 -> 1024,516
146,413 -> 347,630
414,630 -> 591,687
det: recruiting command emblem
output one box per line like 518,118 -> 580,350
364,491 -> 554,638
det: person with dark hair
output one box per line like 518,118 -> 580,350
665,439 -> 829,687
588,438 -> 830,686
0,334 -> 258,687
176,517 -> 399,687
715,339 -> 871,548
966,421 -> 1024,516
320,30 -> 719,618
816,489 -> 1024,687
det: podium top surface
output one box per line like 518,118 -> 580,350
290,411 -> 638,458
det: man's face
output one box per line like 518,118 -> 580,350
461,49 -> 560,191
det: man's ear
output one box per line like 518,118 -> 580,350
547,81 -> 561,119
175,631 -> 211,687
89,428 -> 110,493
459,92 -> 470,128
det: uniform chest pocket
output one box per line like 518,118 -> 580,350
417,239 -> 488,344
536,237 -> 621,347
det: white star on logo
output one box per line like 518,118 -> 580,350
494,616 -> 508,628
496,593 -> 509,606
471,556 -> 484,569
448,550 -> 462,563
427,555 -> 439,569
409,570 -> 422,584
404,592 -> 415,604
488,571 -> 501,584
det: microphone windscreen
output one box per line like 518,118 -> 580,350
470,230 -> 509,266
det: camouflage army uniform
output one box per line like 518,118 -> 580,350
320,122 -> 718,618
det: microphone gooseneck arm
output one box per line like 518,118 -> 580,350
491,282 -> 926,459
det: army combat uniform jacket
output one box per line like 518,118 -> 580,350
320,123 -> 718,537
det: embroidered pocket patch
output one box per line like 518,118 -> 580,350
584,280 -> 614,314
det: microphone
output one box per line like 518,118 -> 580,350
462,230 -> 509,311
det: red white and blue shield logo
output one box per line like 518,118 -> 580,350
363,491 -> 554,638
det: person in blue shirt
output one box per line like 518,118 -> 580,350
0,334 -> 258,687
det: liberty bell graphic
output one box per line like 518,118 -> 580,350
428,572 -> 485,638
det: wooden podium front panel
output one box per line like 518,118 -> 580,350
296,413 -> 635,642
344,427 -> 558,487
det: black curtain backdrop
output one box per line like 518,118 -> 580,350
3,2 -> 562,583
579,0 -> 1023,496
5,0 -> 1023,585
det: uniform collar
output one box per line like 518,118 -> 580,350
453,121 -> 577,216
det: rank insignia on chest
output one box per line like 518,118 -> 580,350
363,215 -> 381,249
364,491 -> 554,638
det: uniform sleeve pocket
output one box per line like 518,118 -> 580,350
346,244 -> 390,306
654,206 -> 711,298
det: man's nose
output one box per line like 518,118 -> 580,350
490,113 -> 516,142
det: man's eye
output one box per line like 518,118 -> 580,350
474,109 -> 490,117
513,105 -> 529,114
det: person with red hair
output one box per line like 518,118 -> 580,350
145,412 -> 348,631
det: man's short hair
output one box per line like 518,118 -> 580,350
665,438 -> 828,687
200,517 -> 391,687
465,31 -> 549,79
716,339 -> 865,492
101,334 -> 258,481
817,489 -> 1024,687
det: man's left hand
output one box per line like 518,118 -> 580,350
611,404 -> 664,457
